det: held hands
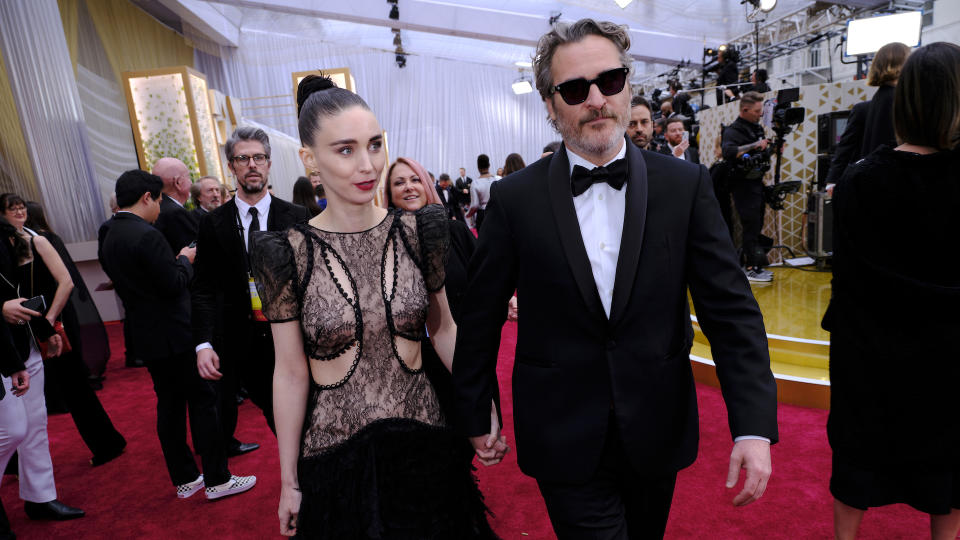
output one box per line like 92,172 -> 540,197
726,439 -> 772,506
45,334 -> 63,358
469,401 -> 509,466
9,370 -> 29,397
278,485 -> 301,536
197,348 -> 223,380
2,298 -> 40,325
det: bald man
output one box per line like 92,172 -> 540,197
152,157 -> 198,252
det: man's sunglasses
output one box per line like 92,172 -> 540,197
549,67 -> 629,106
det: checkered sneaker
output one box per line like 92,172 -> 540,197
205,474 -> 257,500
176,475 -> 204,499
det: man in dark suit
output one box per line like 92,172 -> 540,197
153,157 -> 198,252
453,19 -> 777,539
435,173 -> 464,221
192,127 -> 309,452
659,116 -> 699,164
99,170 -> 255,500
189,176 -> 224,225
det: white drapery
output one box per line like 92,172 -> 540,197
217,30 -> 558,180
0,0 -> 105,242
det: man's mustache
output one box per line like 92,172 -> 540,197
580,108 -> 617,125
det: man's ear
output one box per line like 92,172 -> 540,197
545,95 -> 557,124
140,191 -> 154,206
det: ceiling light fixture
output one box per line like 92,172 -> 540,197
515,61 -> 532,68
614,0 -> 633,8
759,0 -> 777,12
512,79 -> 533,95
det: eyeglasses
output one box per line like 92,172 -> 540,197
5,205 -> 26,214
230,154 -> 269,166
550,67 -> 629,106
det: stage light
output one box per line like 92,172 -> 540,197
614,0 -> 633,8
393,34 -> 402,46
719,44 -> 728,51
515,61 -> 532,68
759,0 -> 777,11
396,54 -> 407,68
845,11 -> 922,56
512,79 -> 533,95
389,4 -> 399,20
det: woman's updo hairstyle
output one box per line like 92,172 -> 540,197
296,74 -> 371,147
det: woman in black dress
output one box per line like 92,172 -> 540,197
824,42 -> 960,539
253,75 -> 502,538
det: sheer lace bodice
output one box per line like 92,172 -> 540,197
252,204 -> 449,457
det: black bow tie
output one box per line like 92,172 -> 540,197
570,159 -> 627,197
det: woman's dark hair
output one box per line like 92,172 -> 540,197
477,154 -> 490,172
893,42 -> 960,150
0,216 -> 30,263
755,69 -> 768,83
292,176 -> 322,217
0,193 -> 25,213
502,153 -> 526,177
24,201 -> 52,233
296,74 -> 371,147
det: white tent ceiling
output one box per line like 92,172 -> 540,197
153,0 -> 840,77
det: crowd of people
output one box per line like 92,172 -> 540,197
0,15 -> 957,540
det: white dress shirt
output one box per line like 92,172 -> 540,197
567,142 -> 627,319
196,192 -> 272,353
234,192 -> 271,248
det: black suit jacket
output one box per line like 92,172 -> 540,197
825,85 -> 896,186
453,139 -> 777,483
98,212 -> 193,360
0,237 -> 26,377
191,196 -> 309,348
155,195 -> 197,252
436,185 -> 464,221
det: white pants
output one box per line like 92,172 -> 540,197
0,342 -> 57,502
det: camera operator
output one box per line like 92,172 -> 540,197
722,91 -> 772,282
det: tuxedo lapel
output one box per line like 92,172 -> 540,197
215,199 -> 245,267
609,140 -> 649,326
547,145 -> 606,322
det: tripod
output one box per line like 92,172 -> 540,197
762,126 -> 802,264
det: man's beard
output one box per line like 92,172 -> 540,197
238,174 -> 265,194
631,132 -> 649,149
555,105 -> 629,158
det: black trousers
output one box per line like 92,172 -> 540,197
536,416 -> 677,540
219,321 -> 276,443
145,350 -> 229,486
729,176 -> 766,268
42,351 -> 125,459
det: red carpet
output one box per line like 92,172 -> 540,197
2,322 -> 933,538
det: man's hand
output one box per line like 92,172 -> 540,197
2,298 -> 40,325
756,139 -> 769,151
672,140 -> 690,158
45,334 -> 63,358
726,439 -> 772,506
197,348 -> 222,380
278,485 -> 301,536
9,370 -> 29,397
179,245 -> 197,264
470,401 -> 509,466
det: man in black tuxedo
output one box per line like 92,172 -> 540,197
192,127 -> 309,451
659,117 -> 699,164
153,157 -> 197,252
99,169 -> 255,499
453,19 -> 777,539
436,173 -> 464,220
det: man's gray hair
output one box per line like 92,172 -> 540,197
533,19 -> 633,101
225,126 -> 271,160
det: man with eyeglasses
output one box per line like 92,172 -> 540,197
152,157 -> 198,252
191,127 -> 309,456
453,19 -> 777,539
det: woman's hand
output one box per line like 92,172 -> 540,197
278,485 -> 302,536
2,298 -> 39,325
507,296 -> 518,321
45,334 -> 62,358
9,370 -> 29,397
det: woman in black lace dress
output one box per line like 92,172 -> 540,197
824,42 -> 960,539
252,75 -> 503,538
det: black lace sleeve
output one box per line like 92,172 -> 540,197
415,204 -> 450,292
250,230 -> 299,323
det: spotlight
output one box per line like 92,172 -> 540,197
548,11 -> 561,25
719,44 -> 728,51
389,4 -> 399,20
515,60 -> 532,68
759,0 -> 776,11
393,34 -> 402,46
614,0 -> 633,8
395,54 -> 407,68
512,77 -> 533,95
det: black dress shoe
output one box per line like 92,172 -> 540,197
23,500 -> 84,521
227,441 -> 260,457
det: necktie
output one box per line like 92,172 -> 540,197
570,158 -> 628,197
247,206 -> 260,254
